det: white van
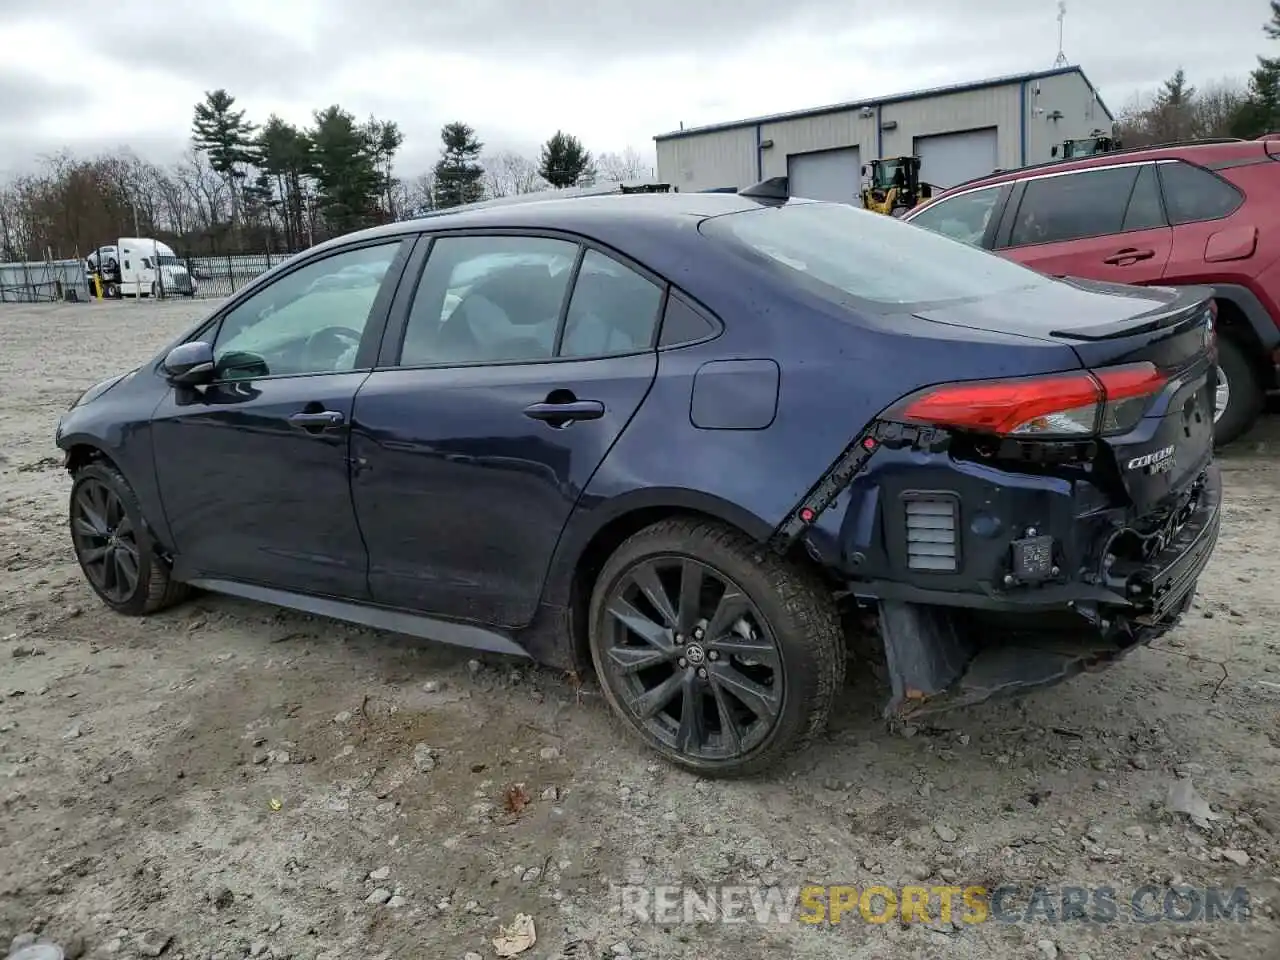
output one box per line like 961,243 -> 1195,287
86,238 -> 198,298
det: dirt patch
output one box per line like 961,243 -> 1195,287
1,299 -> 1278,959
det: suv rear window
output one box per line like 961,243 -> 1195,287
701,200 -> 1052,309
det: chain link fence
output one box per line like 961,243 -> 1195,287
0,259 -> 92,303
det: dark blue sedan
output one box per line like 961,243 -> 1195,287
56,191 -> 1221,775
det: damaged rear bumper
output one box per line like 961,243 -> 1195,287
873,462 -> 1221,718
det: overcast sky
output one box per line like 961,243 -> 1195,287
0,0 -> 1272,178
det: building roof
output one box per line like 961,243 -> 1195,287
653,65 -> 1113,142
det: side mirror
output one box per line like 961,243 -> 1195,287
1051,145 -> 1060,157
861,165 -> 868,176
162,341 -> 215,385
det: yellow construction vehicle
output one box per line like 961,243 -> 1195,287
859,156 -> 934,216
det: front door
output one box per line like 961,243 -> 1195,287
151,239 -> 409,597
351,234 -> 666,627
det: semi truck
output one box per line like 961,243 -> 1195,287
85,238 -> 197,298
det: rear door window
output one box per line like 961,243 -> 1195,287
559,249 -> 665,357
1157,160 -> 1243,224
1007,166 -> 1141,246
1121,165 -> 1166,231
906,186 -> 1003,247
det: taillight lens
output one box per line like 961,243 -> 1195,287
892,362 -> 1168,438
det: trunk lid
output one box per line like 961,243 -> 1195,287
914,277 -> 1216,514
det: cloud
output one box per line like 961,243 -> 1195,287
0,0 -> 1274,176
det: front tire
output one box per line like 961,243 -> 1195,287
69,462 -> 189,616
1213,335 -> 1264,447
587,518 -> 845,777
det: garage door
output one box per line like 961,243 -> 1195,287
914,128 -> 998,190
787,147 -> 861,203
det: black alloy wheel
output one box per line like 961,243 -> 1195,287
72,475 -> 141,603
69,462 -> 188,615
588,518 -> 845,776
600,555 -> 783,761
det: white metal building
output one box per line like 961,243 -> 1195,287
654,66 -> 1114,199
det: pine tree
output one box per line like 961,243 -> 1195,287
309,106 -> 382,234
363,117 -> 405,220
1232,2 -> 1280,137
191,89 -> 257,228
434,122 -> 485,208
1149,67 -> 1197,141
256,115 -> 314,250
539,131 -> 593,188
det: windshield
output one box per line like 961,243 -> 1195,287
700,200 -> 1053,309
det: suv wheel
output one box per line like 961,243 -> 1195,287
587,518 -> 845,777
69,462 -> 189,615
1213,336 -> 1264,447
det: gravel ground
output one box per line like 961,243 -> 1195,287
1,299 -> 1279,960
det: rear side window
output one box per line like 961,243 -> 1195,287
659,293 -> 718,347
906,186 -> 1002,247
1157,161 -> 1243,224
702,200 -> 1053,310
1008,166 -> 1140,246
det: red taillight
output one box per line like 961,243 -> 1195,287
893,362 -> 1168,438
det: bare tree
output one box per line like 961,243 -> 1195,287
482,151 -> 545,198
1191,79 -> 1248,138
597,146 -> 649,182
402,171 -> 437,216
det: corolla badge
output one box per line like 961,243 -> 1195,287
1126,444 -> 1176,474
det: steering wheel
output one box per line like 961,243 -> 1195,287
302,326 -> 362,370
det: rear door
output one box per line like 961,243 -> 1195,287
350,232 -> 665,628
996,163 -> 1174,284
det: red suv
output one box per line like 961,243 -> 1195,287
904,137 -> 1280,445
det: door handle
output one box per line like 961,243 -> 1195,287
523,399 -> 605,426
1102,247 -> 1155,265
289,410 -> 345,431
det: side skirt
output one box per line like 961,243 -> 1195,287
186,577 -> 533,659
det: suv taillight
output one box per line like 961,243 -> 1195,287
887,363 -> 1169,438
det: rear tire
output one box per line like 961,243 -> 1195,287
69,462 -> 189,616
587,518 -> 845,777
1213,335 -> 1264,447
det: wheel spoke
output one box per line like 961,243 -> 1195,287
114,545 -> 139,587
709,662 -> 781,722
628,562 -> 678,628
705,587 -> 751,641
708,631 -> 781,668
114,514 -> 134,540
72,518 -> 101,541
80,545 -> 109,564
710,678 -> 745,755
674,672 -> 706,753
607,644 -> 675,675
676,560 -> 704,634
101,547 -> 118,593
629,670 -> 684,720
76,491 -> 109,535
607,597 -> 672,650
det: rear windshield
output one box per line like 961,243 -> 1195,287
700,200 -> 1054,310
